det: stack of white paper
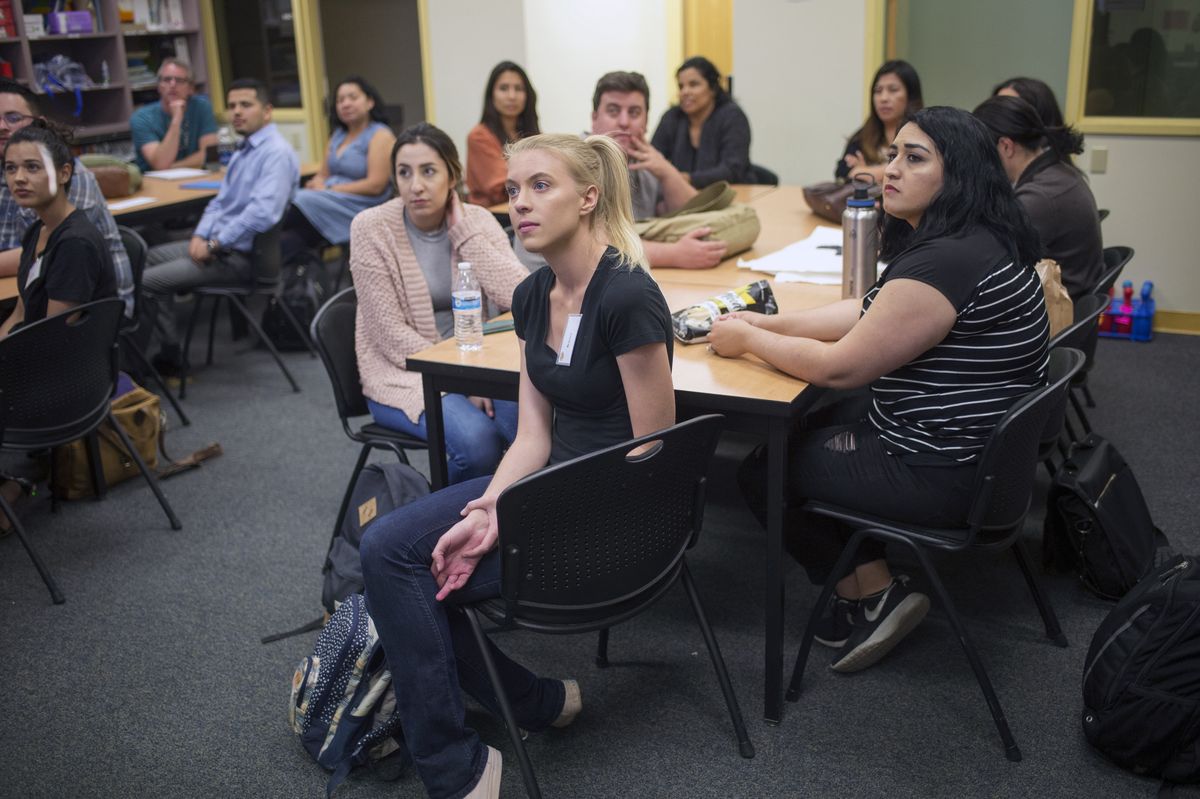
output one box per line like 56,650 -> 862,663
738,226 -> 844,279
144,168 -> 210,180
738,227 -> 884,286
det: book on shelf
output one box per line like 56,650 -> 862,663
172,34 -> 188,65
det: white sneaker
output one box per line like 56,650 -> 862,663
551,679 -> 582,728
464,745 -> 502,799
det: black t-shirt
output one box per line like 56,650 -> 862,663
17,208 -> 116,325
512,247 -> 673,464
862,227 -> 1049,465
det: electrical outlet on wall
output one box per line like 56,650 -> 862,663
1090,146 -> 1108,174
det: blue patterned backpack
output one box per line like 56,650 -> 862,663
290,594 -> 409,796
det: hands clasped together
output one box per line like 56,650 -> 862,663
430,493 -> 499,601
706,311 -> 763,358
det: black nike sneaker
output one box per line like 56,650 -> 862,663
831,575 -> 929,673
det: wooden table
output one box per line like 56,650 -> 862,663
408,184 -> 841,724
105,162 -> 321,226
0,276 -> 15,301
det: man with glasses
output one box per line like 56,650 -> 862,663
131,58 -> 218,172
0,79 -> 132,315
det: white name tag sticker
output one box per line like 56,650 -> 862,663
25,257 -> 42,289
556,314 -> 582,366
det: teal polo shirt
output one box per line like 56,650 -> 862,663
130,95 -> 218,171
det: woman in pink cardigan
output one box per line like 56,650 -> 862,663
350,123 -> 529,483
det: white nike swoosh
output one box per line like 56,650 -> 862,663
863,584 -> 894,623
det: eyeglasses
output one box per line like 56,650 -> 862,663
0,112 -> 34,127
158,76 -> 191,85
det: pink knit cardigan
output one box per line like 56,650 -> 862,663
350,198 -> 528,422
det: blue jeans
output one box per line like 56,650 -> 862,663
359,476 -> 565,799
367,395 -> 519,485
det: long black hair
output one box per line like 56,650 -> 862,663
479,61 -> 539,146
991,76 -> 1065,129
849,60 -> 923,163
327,75 -> 389,132
3,120 -> 75,193
880,106 -> 1040,269
676,56 -> 730,106
972,95 -> 1084,169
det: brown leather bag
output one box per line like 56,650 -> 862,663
79,154 -> 143,199
90,166 -> 133,199
802,179 -> 883,224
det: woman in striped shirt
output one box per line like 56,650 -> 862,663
709,106 -> 1048,672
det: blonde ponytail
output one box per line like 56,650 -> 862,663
506,133 -> 648,271
583,134 -> 646,270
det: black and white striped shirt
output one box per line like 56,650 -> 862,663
863,229 -> 1049,464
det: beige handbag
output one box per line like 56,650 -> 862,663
1035,259 -> 1074,339
633,180 -> 762,258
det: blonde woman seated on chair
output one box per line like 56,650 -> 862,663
358,133 -> 675,799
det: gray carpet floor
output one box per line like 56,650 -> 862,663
1,311 -> 1197,799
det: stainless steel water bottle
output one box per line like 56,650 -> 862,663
842,180 -> 879,299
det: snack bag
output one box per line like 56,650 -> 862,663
671,280 -> 778,343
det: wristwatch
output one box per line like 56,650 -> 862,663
206,238 -> 220,254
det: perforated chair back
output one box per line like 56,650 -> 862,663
1095,245 -> 1134,295
311,287 -> 369,420
967,348 -> 1085,534
0,298 -> 123,448
493,415 -> 724,626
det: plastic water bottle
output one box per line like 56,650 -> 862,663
842,177 -> 879,300
452,262 -> 483,351
217,126 -> 237,167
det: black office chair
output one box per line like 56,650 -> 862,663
1097,208 -> 1110,223
309,287 -> 427,551
116,226 -> 191,426
458,414 -> 753,799
1046,292 -> 1108,443
0,298 -> 182,604
178,222 -> 316,397
1095,245 -> 1133,296
786,348 -> 1085,763
745,163 -> 780,186
1072,245 -> 1135,417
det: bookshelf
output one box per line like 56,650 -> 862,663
0,0 -> 210,143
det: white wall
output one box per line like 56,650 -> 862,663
733,0 -> 868,185
522,0 -> 672,136
424,0 -> 527,158
1083,135 -> 1200,313
424,0 -> 673,151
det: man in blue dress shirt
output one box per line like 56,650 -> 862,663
130,58 -> 219,172
143,78 -> 299,370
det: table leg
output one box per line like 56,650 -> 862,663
423,382 -> 449,490
764,415 -> 787,724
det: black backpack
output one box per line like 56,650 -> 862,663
1082,555 -> 1200,782
323,462 -> 430,613
263,252 -> 330,352
1044,434 -> 1169,600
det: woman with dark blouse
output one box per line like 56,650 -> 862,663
974,94 -> 1103,300
836,60 -> 923,183
0,124 -> 114,337
651,56 -> 751,187
358,133 -> 674,799
710,107 -> 1048,673
992,76 -> 1067,130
